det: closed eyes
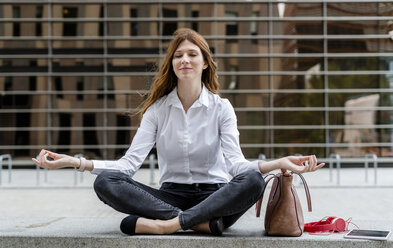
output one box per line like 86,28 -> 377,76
174,53 -> 198,58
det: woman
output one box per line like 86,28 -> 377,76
33,28 -> 324,236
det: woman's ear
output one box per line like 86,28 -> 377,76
203,63 -> 208,70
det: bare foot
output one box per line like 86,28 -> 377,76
135,217 -> 181,235
191,221 -> 211,233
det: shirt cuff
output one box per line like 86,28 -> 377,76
90,160 -> 106,175
250,159 -> 262,174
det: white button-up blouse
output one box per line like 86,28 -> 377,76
92,85 -> 261,184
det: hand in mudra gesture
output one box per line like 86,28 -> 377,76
278,155 -> 324,174
32,149 -> 78,170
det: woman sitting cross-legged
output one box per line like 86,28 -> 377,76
33,28 -> 325,236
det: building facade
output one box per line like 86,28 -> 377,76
0,0 -> 392,161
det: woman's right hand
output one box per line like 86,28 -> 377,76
258,154 -> 325,174
32,149 -> 79,170
275,155 -> 325,174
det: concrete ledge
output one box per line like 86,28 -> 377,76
1,217 -> 392,248
2,236 -> 392,248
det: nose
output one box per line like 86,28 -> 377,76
181,55 -> 190,64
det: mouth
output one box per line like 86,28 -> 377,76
180,67 -> 192,70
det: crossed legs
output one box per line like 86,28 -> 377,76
94,170 -> 265,235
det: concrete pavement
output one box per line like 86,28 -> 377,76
1,167 -> 393,247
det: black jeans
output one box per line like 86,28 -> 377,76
93,170 -> 265,230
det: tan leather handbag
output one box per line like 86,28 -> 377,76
256,170 -> 312,237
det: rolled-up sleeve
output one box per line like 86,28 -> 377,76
91,105 -> 157,177
219,99 -> 261,177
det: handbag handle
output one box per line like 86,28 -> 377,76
293,172 -> 312,212
256,172 -> 312,217
255,174 -> 276,217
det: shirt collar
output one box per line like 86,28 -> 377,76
166,84 -> 210,109
199,84 -> 210,108
166,87 -> 181,108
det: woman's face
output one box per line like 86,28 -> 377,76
172,40 -> 207,83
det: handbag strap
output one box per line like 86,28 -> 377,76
292,172 -> 312,212
255,174 -> 276,217
255,172 -> 312,217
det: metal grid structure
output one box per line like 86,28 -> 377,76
0,0 -> 392,162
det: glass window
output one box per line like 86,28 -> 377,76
274,111 -> 324,125
272,21 -> 323,35
250,12 -> 258,37
107,118 -> 132,158
107,21 -> 158,36
239,129 -> 269,144
222,93 -> 269,108
378,2 -> 393,16
327,3 -> 393,16
0,59 -> 48,73
52,40 -> 103,54
0,77 -> 48,109
242,148 -> 272,160
1,1 -> 392,160
328,75 -> 384,89
130,8 -> 138,36
330,128 -> 391,156
328,93 -> 381,108
53,3 -> 103,18
192,10 -> 199,31
274,147 -> 325,159
36,5 -> 44,36
108,58 -> 158,73
56,113 -> 72,153
174,22 -> 215,36
328,39 -> 385,53
217,58 -> 269,72
52,21 -> 103,37
272,3 -> 322,17
109,93 -> 144,110
163,8 -> 178,36
82,113 -> 101,156
0,40 -> 49,54
1,22 -> 47,37
214,21 -> 268,36
235,111 -> 270,126
328,21 -> 390,35
12,6 -> 20,36
107,3 -> 158,18
108,40 -> 159,54
272,57 -> 324,72
112,76 -> 150,90
273,74 -> 324,89
274,129 -> 325,143
273,93 -> 324,107
162,3 -> 214,18
50,80 -> 101,107
225,12 -> 238,36
217,3 -> 268,17
220,75 -> 270,91
214,39 -> 268,54
272,39 -> 324,54
0,112 -> 46,128
329,110 -> 393,126
52,58 -> 103,73
0,130 -> 45,157
0,130 -> 42,151
63,7 -> 78,36
328,57 -> 388,71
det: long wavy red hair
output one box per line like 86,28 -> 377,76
138,28 -> 219,118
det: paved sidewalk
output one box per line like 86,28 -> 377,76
1,168 -> 393,247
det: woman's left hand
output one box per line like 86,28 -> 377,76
277,155 -> 325,174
